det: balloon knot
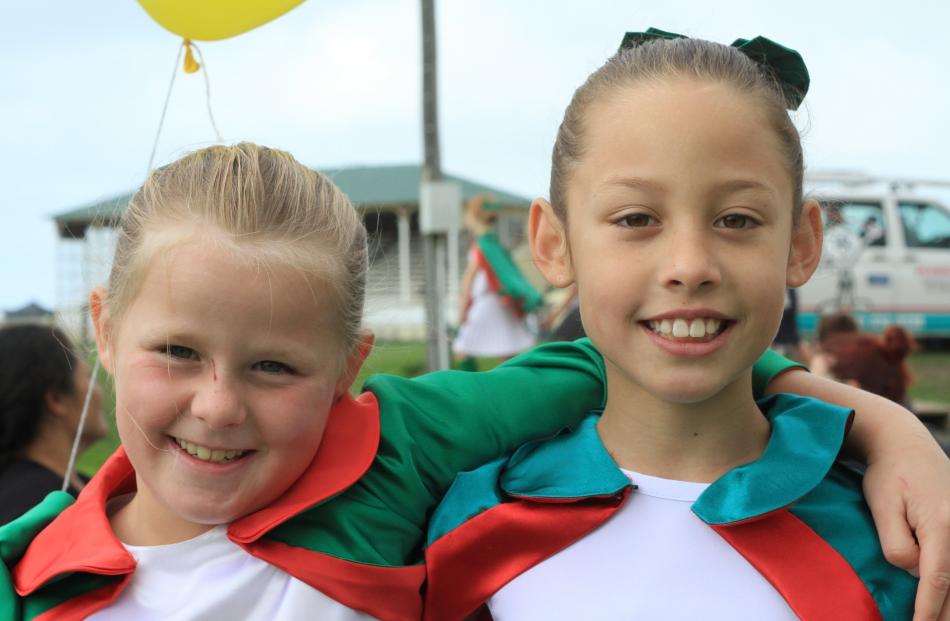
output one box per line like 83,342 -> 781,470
183,39 -> 201,74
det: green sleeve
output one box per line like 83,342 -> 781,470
0,492 -> 73,566
273,339 -> 607,566
365,338 -> 606,498
275,341 -> 804,566
751,349 -> 807,398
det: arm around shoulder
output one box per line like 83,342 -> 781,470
766,369 -> 950,621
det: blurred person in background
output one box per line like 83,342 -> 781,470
0,324 -> 106,524
453,194 -> 542,370
816,311 -> 859,345
803,311 -> 859,368
813,325 -> 915,408
771,288 -> 801,360
542,284 -> 586,342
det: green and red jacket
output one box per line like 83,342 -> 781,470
424,394 -> 917,621
0,341 -> 798,621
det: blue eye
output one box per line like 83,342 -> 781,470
716,214 -> 757,229
618,213 -> 659,228
160,344 -> 199,360
254,360 -> 293,375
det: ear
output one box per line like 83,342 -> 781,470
529,198 -> 574,288
786,199 -> 823,288
89,287 -> 114,374
43,387 -> 71,420
334,330 -> 375,398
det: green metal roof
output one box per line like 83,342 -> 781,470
54,164 -> 531,239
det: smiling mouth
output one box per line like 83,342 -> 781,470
172,437 -> 252,463
644,317 -> 731,340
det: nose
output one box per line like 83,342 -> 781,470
657,228 -> 721,292
190,370 -> 247,429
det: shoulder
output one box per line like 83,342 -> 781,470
0,491 -> 75,617
427,413 -> 627,548
791,463 -> 917,617
0,460 -> 65,525
423,418 -> 630,621
0,491 -> 74,563
426,456 -> 510,548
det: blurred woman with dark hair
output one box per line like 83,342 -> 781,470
0,324 -> 106,524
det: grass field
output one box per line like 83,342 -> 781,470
75,343 -> 950,476
907,352 -> 950,405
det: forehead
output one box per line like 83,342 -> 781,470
573,77 -> 791,202
120,238 -> 341,353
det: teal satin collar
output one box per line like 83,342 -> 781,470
501,394 -> 853,524
501,415 -> 630,500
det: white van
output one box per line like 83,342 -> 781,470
798,174 -> 950,340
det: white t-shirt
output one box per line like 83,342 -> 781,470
488,469 -> 799,620
87,526 -> 377,621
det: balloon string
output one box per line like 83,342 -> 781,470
146,43 -> 184,175
190,42 -> 224,143
62,358 -> 100,492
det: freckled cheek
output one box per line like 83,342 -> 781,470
254,383 -> 337,445
114,364 -> 192,424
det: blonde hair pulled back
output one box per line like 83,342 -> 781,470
107,143 -> 367,353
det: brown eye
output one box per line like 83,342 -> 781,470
717,214 -> 753,229
619,213 -> 658,228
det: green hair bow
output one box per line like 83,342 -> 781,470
619,27 -> 809,110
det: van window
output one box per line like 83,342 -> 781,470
898,202 -> 950,248
821,201 -> 886,247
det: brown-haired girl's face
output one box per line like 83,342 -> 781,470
532,76 -> 821,405
94,236 -> 368,543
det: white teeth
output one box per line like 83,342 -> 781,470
649,317 -> 725,340
174,438 -> 247,463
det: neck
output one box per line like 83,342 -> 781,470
596,366 -> 770,483
110,479 -> 215,546
22,420 -> 88,491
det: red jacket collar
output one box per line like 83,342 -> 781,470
14,392 -> 381,595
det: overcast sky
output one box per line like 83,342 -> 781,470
1,0 -> 948,312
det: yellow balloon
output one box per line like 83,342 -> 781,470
138,0 -> 306,41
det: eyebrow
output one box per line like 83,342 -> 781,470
712,179 -> 776,197
601,176 -> 775,197
600,176 -> 668,194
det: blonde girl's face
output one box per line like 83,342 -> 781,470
533,77 -> 821,405
94,237 -> 366,543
